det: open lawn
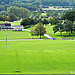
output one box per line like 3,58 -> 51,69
0,31 -> 45,40
9,22 -> 20,25
0,21 -> 20,25
0,40 -> 75,74
41,13 -> 47,16
0,21 -> 8,24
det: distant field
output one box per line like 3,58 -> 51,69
42,8 -> 71,11
0,21 -> 7,24
0,21 -> 20,25
0,40 -> 75,74
0,31 -> 45,40
8,21 -> 20,25
41,13 -> 47,16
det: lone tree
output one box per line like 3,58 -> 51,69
33,22 -> 46,39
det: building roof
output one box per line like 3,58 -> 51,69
0,23 -> 11,26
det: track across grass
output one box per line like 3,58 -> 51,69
0,40 -> 75,74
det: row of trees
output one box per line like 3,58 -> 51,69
7,6 -> 30,18
0,0 -> 75,7
20,17 -> 62,27
20,17 -> 50,27
0,6 -> 31,21
0,14 -> 19,22
53,11 -> 75,35
53,20 -> 75,36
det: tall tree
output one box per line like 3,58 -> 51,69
53,23 -> 64,35
64,20 -> 74,35
33,22 -> 46,39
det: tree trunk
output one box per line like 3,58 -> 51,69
69,32 -> 70,36
71,29 -> 73,33
40,34 -> 41,39
60,32 -> 62,36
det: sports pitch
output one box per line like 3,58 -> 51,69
0,40 -> 75,74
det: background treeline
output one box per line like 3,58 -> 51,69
0,0 -> 75,12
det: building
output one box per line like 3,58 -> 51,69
0,23 -> 23,31
12,25 -> 23,31
0,23 -> 13,30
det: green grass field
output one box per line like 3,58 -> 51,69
0,40 -> 75,74
0,21 -> 20,25
41,13 -> 47,16
9,21 -> 20,25
0,31 -> 45,40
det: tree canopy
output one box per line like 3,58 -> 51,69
7,6 -> 30,18
62,11 -> 75,23
33,22 -> 46,39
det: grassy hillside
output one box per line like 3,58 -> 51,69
46,25 -> 75,38
0,40 -> 75,74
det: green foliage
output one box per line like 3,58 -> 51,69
7,6 -> 31,18
64,20 -> 74,35
53,20 -> 75,36
62,11 -> 75,23
46,24 -> 75,38
47,11 -> 58,17
53,25 -> 59,33
0,15 -> 4,21
0,15 -> 7,21
53,23 -> 64,35
20,18 -> 36,27
31,12 -> 41,18
49,17 -> 59,25
0,11 -> 7,15
8,13 -> 17,22
20,18 -> 42,27
0,0 -> 75,13
43,18 -> 49,24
